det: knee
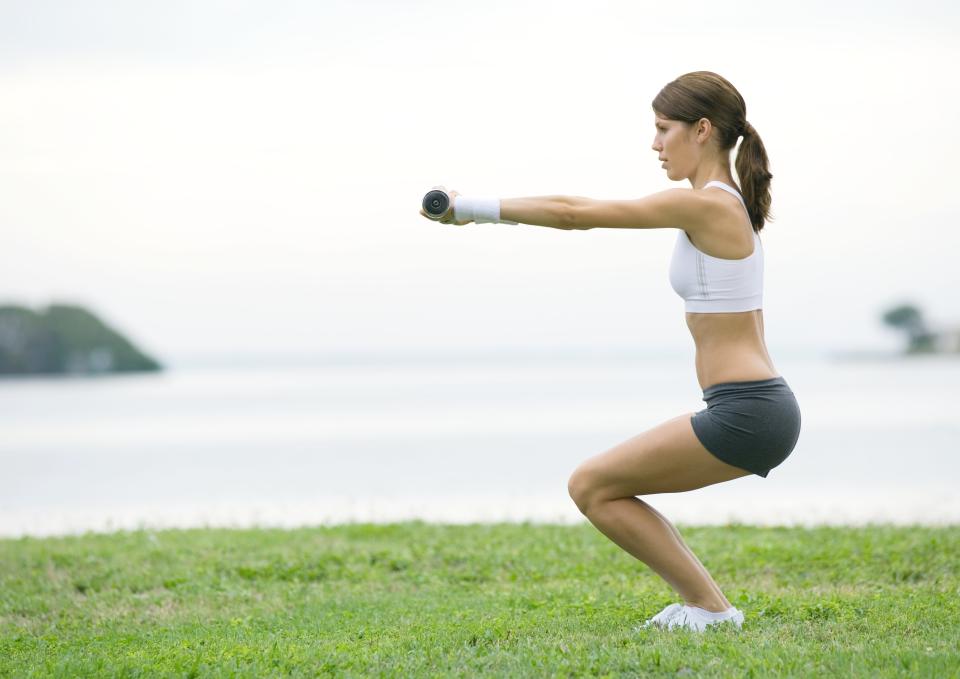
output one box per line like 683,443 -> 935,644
567,466 -> 600,515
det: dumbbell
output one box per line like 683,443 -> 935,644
421,189 -> 451,220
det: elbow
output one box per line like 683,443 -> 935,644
561,199 -> 589,231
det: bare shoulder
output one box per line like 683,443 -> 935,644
689,186 -> 757,259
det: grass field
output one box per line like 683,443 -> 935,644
1,521 -> 958,677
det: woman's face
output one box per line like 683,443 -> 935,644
651,113 -> 696,181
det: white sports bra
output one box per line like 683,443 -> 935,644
668,180 -> 763,313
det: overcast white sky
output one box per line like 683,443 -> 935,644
1,0 -> 958,362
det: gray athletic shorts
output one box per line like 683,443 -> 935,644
690,376 -> 801,478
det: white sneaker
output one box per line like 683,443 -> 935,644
666,604 -> 745,632
639,602 -> 684,629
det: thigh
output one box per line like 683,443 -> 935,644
571,412 -> 752,502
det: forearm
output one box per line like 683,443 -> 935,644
499,195 -> 591,230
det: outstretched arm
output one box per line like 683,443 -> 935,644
498,195 -> 586,230
501,188 -> 711,232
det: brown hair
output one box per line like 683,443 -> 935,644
652,71 -> 773,233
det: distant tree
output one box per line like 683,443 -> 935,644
882,303 -> 936,353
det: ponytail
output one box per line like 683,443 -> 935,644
735,121 -> 774,232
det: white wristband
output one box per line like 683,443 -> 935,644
453,196 -> 518,224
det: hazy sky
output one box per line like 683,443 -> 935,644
2,0 -> 958,362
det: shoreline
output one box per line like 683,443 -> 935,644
5,488 -> 958,539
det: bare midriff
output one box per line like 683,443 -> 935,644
686,308 -> 779,391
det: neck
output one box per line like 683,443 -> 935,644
689,158 -> 735,190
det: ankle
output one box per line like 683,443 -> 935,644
684,599 -> 732,614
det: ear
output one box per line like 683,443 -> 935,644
695,117 -> 713,144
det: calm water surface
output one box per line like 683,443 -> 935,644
1,350 -> 957,536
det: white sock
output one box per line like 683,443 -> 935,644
687,605 -> 738,620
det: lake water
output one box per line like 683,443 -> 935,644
1,349 -> 957,537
